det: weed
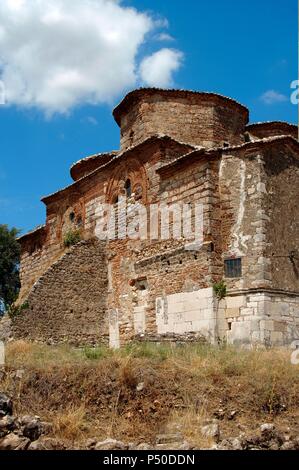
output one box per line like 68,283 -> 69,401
63,230 -> 81,248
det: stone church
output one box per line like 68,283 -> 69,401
13,88 -> 299,348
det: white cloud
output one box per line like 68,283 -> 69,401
154,18 -> 169,29
139,48 -> 183,88
156,32 -> 175,42
83,116 -> 99,126
260,90 -> 288,105
0,0 -> 183,115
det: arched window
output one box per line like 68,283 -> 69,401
125,179 -> 132,198
129,130 -> 134,146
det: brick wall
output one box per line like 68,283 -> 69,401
102,154 -> 221,346
16,88 -> 299,349
117,91 -> 248,151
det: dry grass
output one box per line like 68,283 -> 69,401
2,341 -> 299,446
166,408 -> 214,449
50,405 -> 88,442
5,340 -> 83,369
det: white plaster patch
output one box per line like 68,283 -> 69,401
231,159 -> 248,254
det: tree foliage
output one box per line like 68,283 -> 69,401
0,224 -> 21,311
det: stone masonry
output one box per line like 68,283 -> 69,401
12,88 -> 299,347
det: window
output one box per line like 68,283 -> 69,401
69,212 -> 75,222
224,258 -> 242,278
129,130 -> 134,146
135,278 -> 148,291
244,132 -> 251,143
125,179 -> 132,198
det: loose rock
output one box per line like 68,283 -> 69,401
201,420 -> 220,442
94,438 -> 128,450
0,433 -> 30,450
28,437 -> 66,451
0,393 -> 13,417
156,433 -> 184,445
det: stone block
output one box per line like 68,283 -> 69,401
273,321 -> 287,333
172,323 -> 187,334
270,331 -> 284,345
225,308 -> 240,318
240,308 -> 254,316
194,288 -> 214,300
251,331 -> 261,343
202,308 -> 215,320
184,310 -> 200,322
184,298 -> 208,311
167,302 -> 185,314
229,321 -> 251,345
226,296 -> 246,309
250,319 -> 261,331
260,320 -> 274,331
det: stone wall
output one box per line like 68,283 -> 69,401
19,235 -> 64,304
219,143 -> 299,294
225,291 -> 299,347
219,150 -> 269,290
263,145 -> 299,292
13,239 -> 108,346
155,288 -> 217,342
0,315 -> 12,342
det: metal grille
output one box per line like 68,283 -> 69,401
224,258 -> 242,278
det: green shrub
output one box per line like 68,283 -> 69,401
7,300 -> 29,319
63,229 -> 81,248
121,342 -> 172,361
213,280 -> 227,300
83,346 -> 110,360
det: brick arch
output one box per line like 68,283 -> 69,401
55,194 -> 85,243
106,157 -> 147,204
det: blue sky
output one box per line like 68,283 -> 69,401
0,0 -> 297,234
